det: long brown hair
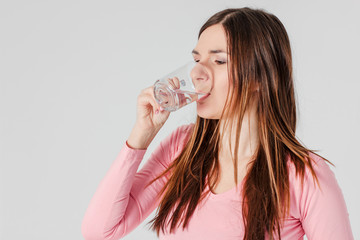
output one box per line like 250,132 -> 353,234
146,7 -> 332,239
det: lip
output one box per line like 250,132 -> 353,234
196,93 -> 210,102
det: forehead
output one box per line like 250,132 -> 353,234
194,24 -> 228,52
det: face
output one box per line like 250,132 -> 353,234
191,24 -> 230,119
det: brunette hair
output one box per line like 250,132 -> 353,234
146,7 -> 332,239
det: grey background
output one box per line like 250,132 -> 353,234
1,0 -> 359,239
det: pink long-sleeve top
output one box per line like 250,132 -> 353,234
81,123 -> 354,240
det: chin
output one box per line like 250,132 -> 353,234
196,105 -> 220,119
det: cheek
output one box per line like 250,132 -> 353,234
214,73 -> 230,100
211,73 -> 230,114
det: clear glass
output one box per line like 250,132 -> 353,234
153,61 -> 209,112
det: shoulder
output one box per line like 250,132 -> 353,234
165,123 -> 194,147
286,155 -> 353,238
287,152 -> 335,190
286,152 -> 339,209
286,153 -> 353,238
173,123 -> 195,137
286,152 -> 347,218
155,123 -> 194,163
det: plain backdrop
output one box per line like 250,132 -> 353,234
1,0 -> 359,239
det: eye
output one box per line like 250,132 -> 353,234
215,60 -> 226,65
194,59 -> 200,63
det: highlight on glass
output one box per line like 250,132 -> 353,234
153,61 -> 210,112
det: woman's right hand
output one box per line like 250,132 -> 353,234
135,85 -> 170,131
127,85 -> 171,149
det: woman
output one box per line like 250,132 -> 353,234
81,7 -> 354,239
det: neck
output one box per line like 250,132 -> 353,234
219,99 -> 259,164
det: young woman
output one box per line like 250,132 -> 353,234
81,7 -> 354,240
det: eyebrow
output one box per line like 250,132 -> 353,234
192,49 -> 228,55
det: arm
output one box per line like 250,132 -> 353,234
299,154 -> 354,239
81,124 -> 193,240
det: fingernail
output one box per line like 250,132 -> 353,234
155,110 -> 159,114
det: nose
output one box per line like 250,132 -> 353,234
190,62 -> 209,87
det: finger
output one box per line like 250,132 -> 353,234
172,77 -> 180,89
167,78 -> 177,90
146,86 -> 166,110
138,92 -> 160,112
148,92 -> 164,112
142,86 -> 155,98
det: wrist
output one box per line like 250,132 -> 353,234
127,126 -> 159,149
126,140 -> 147,150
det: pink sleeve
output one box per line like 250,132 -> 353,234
81,124 -> 193,240
298,154 -> 354,239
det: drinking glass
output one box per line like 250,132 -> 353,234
153,61 -> 209,112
